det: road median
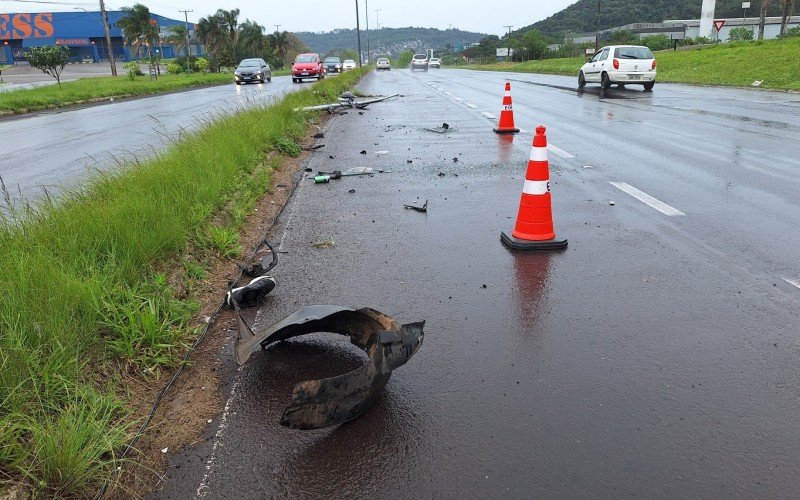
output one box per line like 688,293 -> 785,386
0,68 -> 366,498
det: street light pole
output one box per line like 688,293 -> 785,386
595,0 -> 600,53
99,0 -> 117,76
355,0 -> 362,68
374,8 -> 382,57
365,0 -> 370,63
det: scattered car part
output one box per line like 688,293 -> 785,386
404,199 -> 429,213
314,175 -> 331,183
295,93 -> 399,113
226,276 -> 276,308
235,305 -> 425,429
424,122 -> 451,134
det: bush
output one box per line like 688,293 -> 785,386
174,55 -> 198,72
166,63 -> 184,75
123,61 -> 144,80
196,57 -> 210,73
780,26 -> 800,38
642,34 -> 673,51
728,27 -> 754,41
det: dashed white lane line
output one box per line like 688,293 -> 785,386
453,97 -> 464,102
609,182 -> 685,217
466,103 -> 478,109
481,112 -> 497,119
784,278 -> 800,289
548,144 -> 575,159
443,91 -> 453,96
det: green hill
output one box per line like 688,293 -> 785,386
520,0 -> 785,38
296,27 -> 487,56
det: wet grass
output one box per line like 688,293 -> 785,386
461,37 -> 800,91
0,67 -> 366,497
0,73 -> 231,114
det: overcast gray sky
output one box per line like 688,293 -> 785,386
2,0 -> 578,36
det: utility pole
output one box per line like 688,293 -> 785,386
365,0 -> 370,63
504,25 -> 513,62
355,0 -> 362,67
99,0 -> 117,76
375,8 -> 382,56
179,10 -> 193,72
595,0 -> 600,52
274,24 -> 281,33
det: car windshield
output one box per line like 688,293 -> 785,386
413,54 -> 426,59
344,59 -> 355,64
615,47 -> 654,59
324,58 -> 340,63
238,60 -> 260,67
295,55 -> 315,63
378,58 -> 389,63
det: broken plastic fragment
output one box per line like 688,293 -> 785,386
234,305 -> 425,429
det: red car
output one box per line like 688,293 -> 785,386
292,53 -> 325,83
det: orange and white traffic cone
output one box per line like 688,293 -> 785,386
494,82 -> 520,134
501,125 -> 567,250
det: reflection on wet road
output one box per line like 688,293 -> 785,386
0,78 -> 295,205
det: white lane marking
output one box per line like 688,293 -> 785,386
453,97 -> 464,102
481,112 -> 497,119
466,103 -> 478,109
784,278 -> 800,289
444,91 -> 453,96
548,144 -> 575,159
519,129 -> 527,133
609,182 -> 685,216
197,376 -> 241,497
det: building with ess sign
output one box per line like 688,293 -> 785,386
0,11 -> 199,64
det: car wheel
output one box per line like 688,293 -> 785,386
267,77 -> 271,82
235,81 -> 242,85
601,72 -> 611,90
643,81 -> 655,91
578,71 -> 586,88
617,83 -> 625,88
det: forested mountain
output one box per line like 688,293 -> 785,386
518,0 -> 785,38
296,27 -> 487,55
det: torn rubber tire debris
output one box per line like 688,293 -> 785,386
235,305 -> 425,430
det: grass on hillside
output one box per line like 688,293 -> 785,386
0,72 -> 231,114
461,37 -> 800,91
0,68 -> 366,497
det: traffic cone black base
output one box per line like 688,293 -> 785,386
494,126 -> 520,134
501,231 -> 567,251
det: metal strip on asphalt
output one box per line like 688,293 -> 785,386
609,182 -> 685,216
548,144 -> 575,159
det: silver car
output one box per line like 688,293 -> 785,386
376,57 -> 391,71
234,58 -> 271,84
410,54 -> 428,71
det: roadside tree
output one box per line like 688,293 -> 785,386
26,46 -> 70,86
118,4 -> 159,60
522,29 -> 549,60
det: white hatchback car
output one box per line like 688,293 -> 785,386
579,45 -> 656,91
342,59 -> 357,71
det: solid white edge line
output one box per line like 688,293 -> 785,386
784,278 -> 800,289
609,182 -> 685,216
466,103 -> 478,109
481,112 -> 497,119
548,144 -> 576,159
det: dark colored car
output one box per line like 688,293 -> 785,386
234,58 -> 271,84
323,56 -> 342,74
292,53 -> 325,83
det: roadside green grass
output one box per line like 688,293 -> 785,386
0,68 -> 366,497
0,73 -> 231,114
461,37 -> 800,91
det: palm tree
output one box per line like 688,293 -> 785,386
237,20 -> 268,59
165,25 -> 188,56
270,30 -> 288,64
216,9 -> 240,44
196,14 -> 227,54
117,3 -> 159,60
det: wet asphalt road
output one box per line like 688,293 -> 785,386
0,77 -> 295,206
155,68 -> 800,497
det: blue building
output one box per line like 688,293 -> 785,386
1,11 -> 201,64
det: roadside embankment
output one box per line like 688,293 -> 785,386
0,68 -> 366,498
460,37 -> 800,91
